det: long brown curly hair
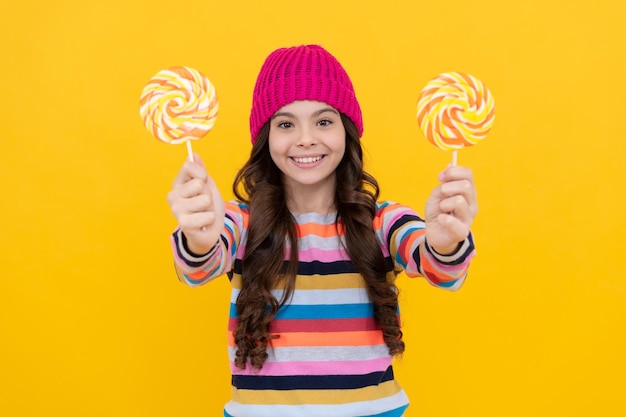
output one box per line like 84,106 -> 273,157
232,114 -> 404,370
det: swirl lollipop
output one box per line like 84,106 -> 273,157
139,66 -> 219,161
416,72 -> 495,165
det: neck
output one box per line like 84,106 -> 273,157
285,183 -> 336,215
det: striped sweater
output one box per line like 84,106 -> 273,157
172,200 -> 475,417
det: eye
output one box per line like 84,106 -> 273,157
277,121 -> 293,129
317,119 -> 333,127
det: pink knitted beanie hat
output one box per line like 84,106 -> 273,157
249,44 -> 363,142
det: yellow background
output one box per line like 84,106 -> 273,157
2,0 -> 625,416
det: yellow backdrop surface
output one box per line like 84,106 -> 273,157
2,0 -> 625,416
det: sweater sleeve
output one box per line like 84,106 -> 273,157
376,201 -> 476,290
171,200 -> 248,287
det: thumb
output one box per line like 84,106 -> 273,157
191,152 -> 207,170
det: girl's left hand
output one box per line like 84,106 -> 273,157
424,165 -> 478,255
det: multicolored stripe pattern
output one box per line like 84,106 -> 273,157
172,201 -> 475,417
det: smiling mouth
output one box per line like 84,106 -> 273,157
292,156 -> 324,164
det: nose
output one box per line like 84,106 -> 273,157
296,125 -> 317,147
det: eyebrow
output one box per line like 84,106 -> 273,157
271,107 -> 339,119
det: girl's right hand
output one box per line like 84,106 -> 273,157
167,153 -> 225,255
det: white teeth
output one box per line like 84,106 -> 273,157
293,156 -> 322,164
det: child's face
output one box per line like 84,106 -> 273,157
269,100 -> 346,196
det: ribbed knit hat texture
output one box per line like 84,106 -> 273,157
249,44 -> 363,142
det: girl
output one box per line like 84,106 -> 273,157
168,44 -> 477,417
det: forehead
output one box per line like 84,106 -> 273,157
275,100 -> 338,116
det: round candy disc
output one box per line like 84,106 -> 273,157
416,72 -> 495,151
139,66 -> 219,145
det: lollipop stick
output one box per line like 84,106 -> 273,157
451,150 -> 458,166
186,140 -> 194,162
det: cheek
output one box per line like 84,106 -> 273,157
268,145 -> 280,166
268,135 -> 287,164
334,134 -> 347,156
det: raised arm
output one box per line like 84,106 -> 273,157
424,165 -> 478,255
167,153 -> 229,286
167,153 -> 225,254
380,165 -> 477,290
